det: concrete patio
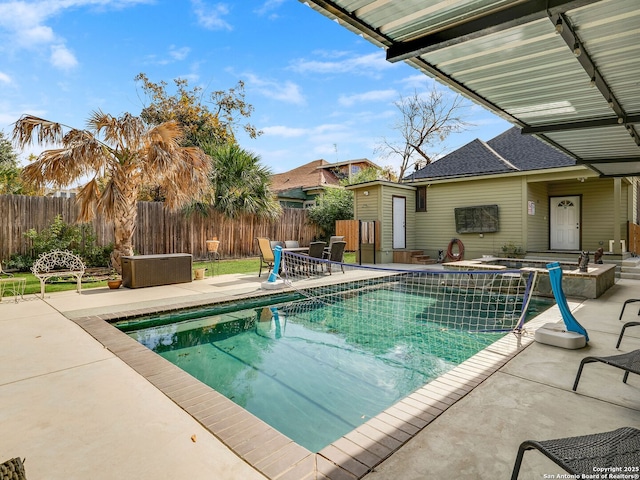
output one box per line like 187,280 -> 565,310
0,268 -> 638,479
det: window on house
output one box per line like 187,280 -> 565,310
303,200 -> 316,209
416,186 -> 427,212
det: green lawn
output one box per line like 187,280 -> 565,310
11,253 -> 357,296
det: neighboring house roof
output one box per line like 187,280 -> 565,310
326,158 -> 379,171
271,158 -> 379,194
271,159 -> 341,194
406,127 -> 576,181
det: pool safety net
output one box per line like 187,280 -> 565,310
280,251 -> 538,334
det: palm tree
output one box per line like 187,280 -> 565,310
200,143 -> 281,219
12,111 -> 211,272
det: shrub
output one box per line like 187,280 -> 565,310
7,215 -> 113,270
307,188 -> 353,237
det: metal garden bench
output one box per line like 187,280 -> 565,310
31,250 -> 86,299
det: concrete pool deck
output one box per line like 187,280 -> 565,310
0,266 -> 639,479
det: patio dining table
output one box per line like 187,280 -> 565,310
282,247 -> 309,253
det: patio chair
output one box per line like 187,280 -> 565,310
572,349 -> 640,391
325,240 -> 346,274
284,240 -> 299,248
270,240 -> 285,250
510,427 -> 640,479
324,235 -> 344,255
304,241 -> 326,275
256,237 -> 275,277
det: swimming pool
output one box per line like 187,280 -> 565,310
122,284 -> 551,452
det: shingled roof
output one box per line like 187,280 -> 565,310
270,159 -> 341,193
406,127 -> 575,181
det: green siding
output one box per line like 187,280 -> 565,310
352,175 -> 638,261
415,177 -> 524,259
548,179 -> 628,251
356,190 -> 379,221
526,182 -> 549,251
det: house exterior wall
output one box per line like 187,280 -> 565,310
547,179 -> 629,251
353,174 -> 638,263
355,189 -> 379,222
353,184 -> 415,264
380,185 -> 415,261
415,176 -> 524,260
525,182 -> 549,251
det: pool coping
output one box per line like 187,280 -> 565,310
68,291 -> 548,480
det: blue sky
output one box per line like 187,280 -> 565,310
0,0 -> 512,175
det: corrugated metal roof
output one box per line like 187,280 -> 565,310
302,0 -> 640,176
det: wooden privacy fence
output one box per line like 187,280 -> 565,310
0,195 -> 321,261
629,221 -> 640,255
335,219 -> 379,251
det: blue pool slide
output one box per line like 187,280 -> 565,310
268,245 -> 283,283
546,262 -> 589,342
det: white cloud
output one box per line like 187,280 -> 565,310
50,44 -> 78,69
261,126 -> 308,138
191,0 -> 232,31
262,123 -> 347,140
169,45 -> 190,61
254,0 -> 285,17
289,51 -> 394,77
338,89 -> 397,107
0,1 -> 151,69
245,73 -> 306,105
143,45 -> 191,65
0,72 -> 11,84
399,74 -> 435,91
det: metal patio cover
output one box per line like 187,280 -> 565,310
300,0 -> 640,177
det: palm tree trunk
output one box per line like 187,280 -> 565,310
111,188 -> 138,274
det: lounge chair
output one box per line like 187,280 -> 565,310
0,457 -> 26,479
256,237 -> 275,277
616,321 -> 640,348
510,427 -> 640,479
616,299 -> 640,348
572,349 -> 640,391
324,240 -> 346,274
618,298 -> 640,321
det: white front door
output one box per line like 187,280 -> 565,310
392,196 -> 406,249
550,196 -> 580,250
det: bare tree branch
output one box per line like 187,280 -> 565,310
376,86 -> 472,180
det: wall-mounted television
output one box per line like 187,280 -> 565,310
454,205 -> 499,233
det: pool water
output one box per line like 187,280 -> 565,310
126,289 -> 550,452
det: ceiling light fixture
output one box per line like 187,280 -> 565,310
589,76 -> 596,87
555,18 -> 563,34
608,99 -> 614,109
573,43 -> 581,57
